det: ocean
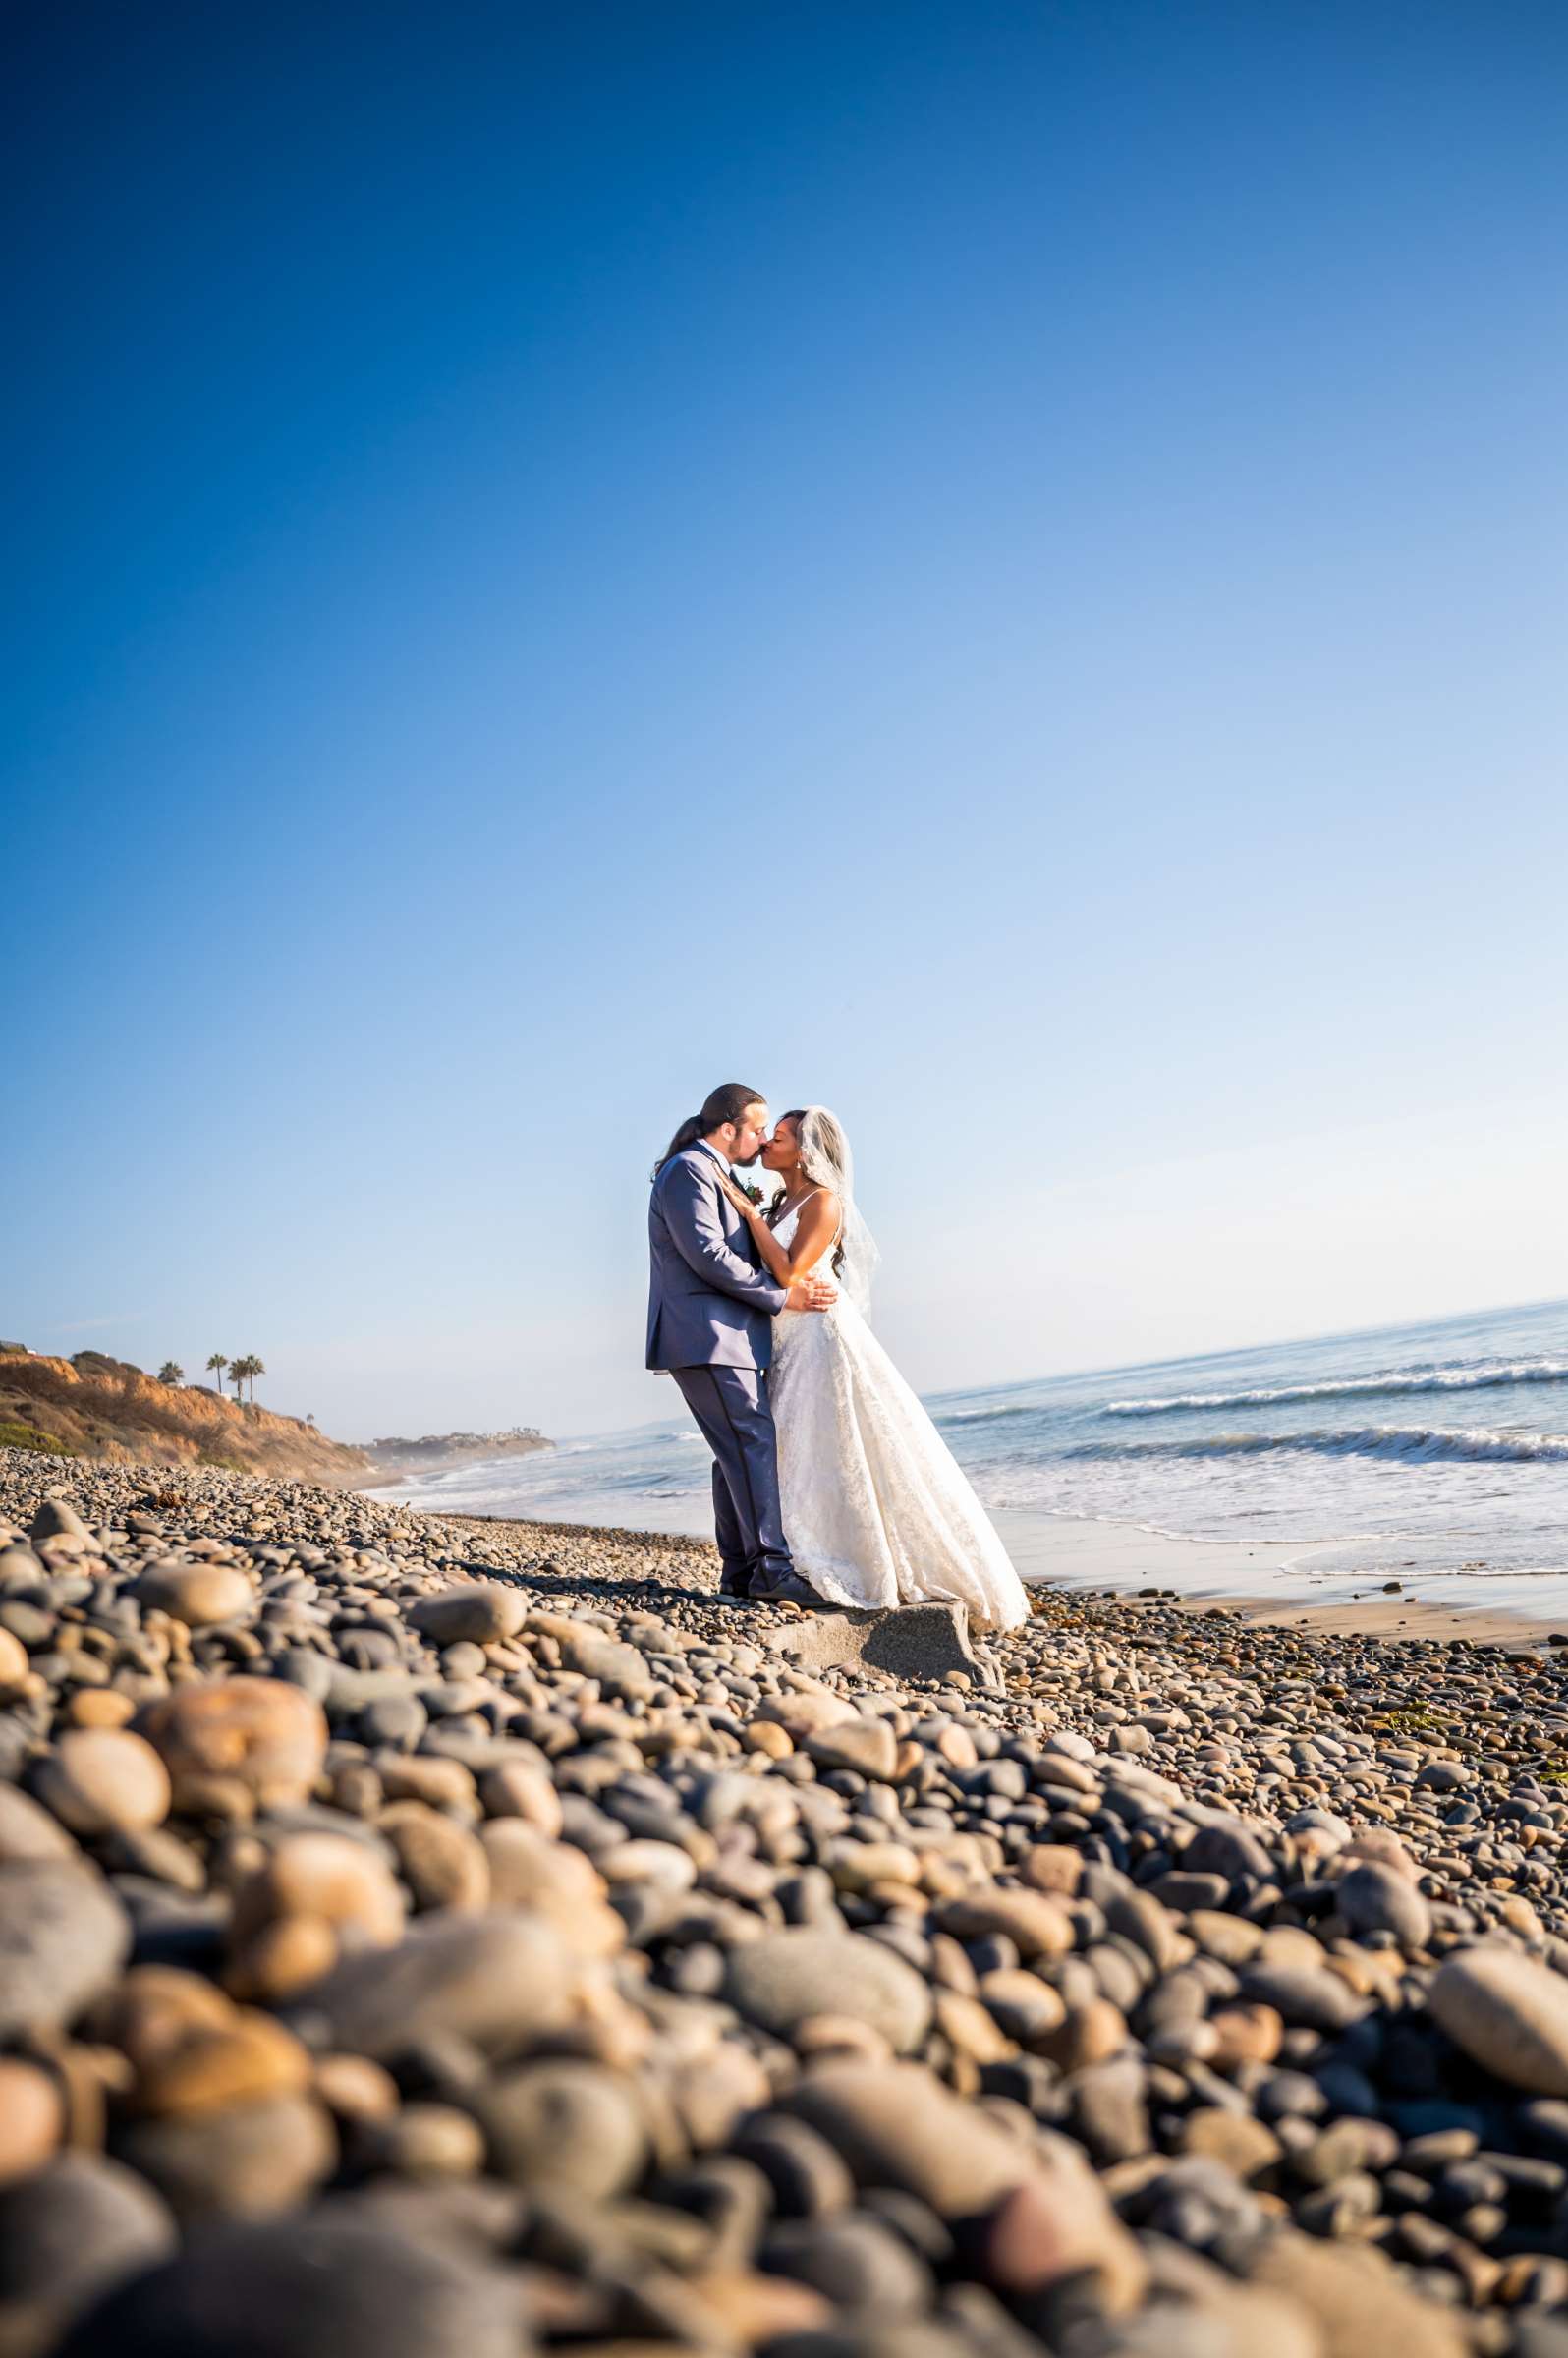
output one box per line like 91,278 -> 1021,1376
366,1297 -> 1568,1605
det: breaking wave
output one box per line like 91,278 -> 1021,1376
1105,1360 -> 1568,1417
1069,1425 -> 1568,1466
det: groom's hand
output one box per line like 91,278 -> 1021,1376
786,1275 -> 837,1313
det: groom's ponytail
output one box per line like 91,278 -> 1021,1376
652,1083 -> 765,1180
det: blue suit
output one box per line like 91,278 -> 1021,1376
646,1145 -> 793,1591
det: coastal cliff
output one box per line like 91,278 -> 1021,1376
0,1350 -> 372,1485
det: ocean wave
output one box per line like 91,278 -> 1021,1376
1104,1360 -> 1568,1416
1070,1424 -> 1568,1466
933,1404 -> 1034,1428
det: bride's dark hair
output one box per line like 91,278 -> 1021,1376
770,1108 -> 847,1281
652,1083 -> 765,1180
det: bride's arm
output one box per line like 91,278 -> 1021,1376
720,1182 -> 840,1287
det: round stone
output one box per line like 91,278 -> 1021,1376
134,2010 -> 312,2117
476,2058 -> 647,2196
805,1718 -> 899,1782
408,1586 -> 525,1647
52,2213 -> 532,2358
287,1907 -> 578,2061
112,2093 -> 336,2222
380,1804 -> 490,1913
725,1930 -> 932,2055
34,1729 -> 171,1838
0,1783 -> 80,1863
0,2057 -> 64,2186
0,1628 -> 28,1688
0,1859 -> 130,2040
1429,1945 -> 1568,2097
1336,1860 -> 1431,1950
135,1563 -> 255,1627
232,1832 -> 405,1948
137,1678 -> 328,1810
0,2155 -> 175,2354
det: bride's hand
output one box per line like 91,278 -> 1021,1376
717,1173 -> 760,1218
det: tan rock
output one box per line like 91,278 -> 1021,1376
478,1760 -> 563,1832
743,1720 -> 793,1760
1020,1844 -> 1084,1896
134,2010 -> 311,2117
232,1831 -> 405,1948
136,1562 -> 255,1627
690,2271 -> 834,2342
0,2057 -> 64,2186
312,2051 -> 400,2121
755,1681 -> 855,1736
936,1889 -> 1075,1959
90,1967 -> 236,2071
1182,2107 -> 1283,2180
33,1728 -> 171,1837
805,1717 -> 899,1782
0,1783 -> 79,1863
935,1989 -> 1017,2064
1188,1910 -> 1264,1965
66,1689 -> 137,1729
137,1678 -> 327,1810
378,1756 -> 478,1811
382,1803 -> 491,1913
1247,2229 -> 1467,2358
0,1628 -> 30,1689
227,1913 -> 340,2003
1040,1998 -> 1128,2072
479,1822 -> 624,1958
1429,1945 -> 1568,2097
1208,2003 -> 1284,2069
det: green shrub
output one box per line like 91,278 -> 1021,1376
0,1422 -> 80,1456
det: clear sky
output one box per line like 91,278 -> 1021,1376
7,1 -> 1567,1441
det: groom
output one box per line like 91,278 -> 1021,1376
647,1082 -> 834,1603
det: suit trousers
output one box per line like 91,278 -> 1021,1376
669,1364 -> 793,1590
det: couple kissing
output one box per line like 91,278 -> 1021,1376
646,1083 -> 1029,1630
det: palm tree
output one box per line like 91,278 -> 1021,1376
246,1356 -> 265,1406
206,1353 -> 229,1395
158,1361 -> 184,1386
228,1357 -> 250,1402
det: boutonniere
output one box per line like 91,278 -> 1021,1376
732,1176 -> 765,1207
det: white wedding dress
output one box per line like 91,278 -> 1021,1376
768,1197 -> 1032,1632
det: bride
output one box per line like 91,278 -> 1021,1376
716,1108 -> 1030,1633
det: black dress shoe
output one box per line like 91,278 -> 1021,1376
717,1569 -> 753,1600
750,1568 -> 821,1607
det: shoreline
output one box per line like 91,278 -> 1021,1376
425,1497 -> 1568,1648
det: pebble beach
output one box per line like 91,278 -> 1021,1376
8,1449 -> 1568,2355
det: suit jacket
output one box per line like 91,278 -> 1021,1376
645,1147 -> 788,1371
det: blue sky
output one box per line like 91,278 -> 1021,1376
7,1 -> 1567,1439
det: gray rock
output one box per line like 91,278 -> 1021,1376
1430,1945 -> 1568,2097
290,1906 -> 577,2059
774,1602 -> 998,1688
1336,1861 -> 1431,1950
476,2059 -> 647,2197
0,2155 -> 175,2358
0,1858 -> 130,2038
762,2213 -> 935,2315
113,2095 -> 336,2222
30,1497 -> 89,1544
408,1586 -> 525,1647
53,2213 -> 523,2358
725,1928 -> 932,2053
